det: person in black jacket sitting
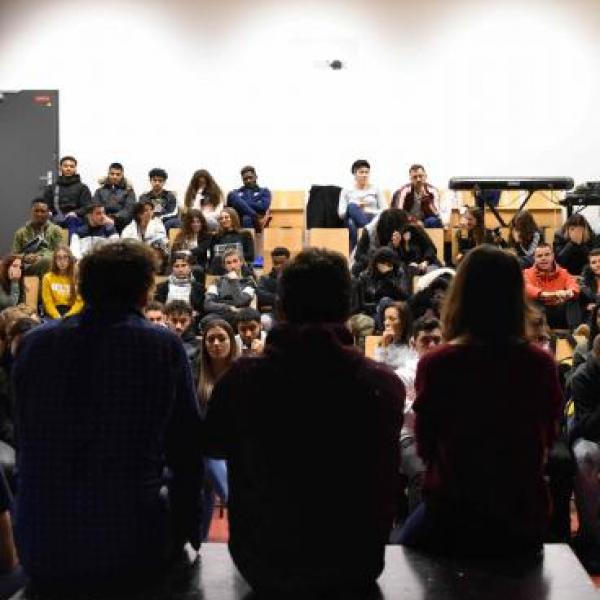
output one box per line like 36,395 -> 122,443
352,208 -> 439,277
155,252 -> 204,315
43,156 -> 91,238
257,247 -> 290,313
572,333 -> 600,572
92,162 -> 137,233
353,248 -> 410,320
554,214 -> 599,276
208,208 -> 254,275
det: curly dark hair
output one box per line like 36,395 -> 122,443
78,241 -> 156,309
184,169 -> 223,210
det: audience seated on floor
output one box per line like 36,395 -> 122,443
455,207 -> 506,263
398,245 -> 562,559
580,249 -> 600,324
256,246 -> 290,314
352,208 -> 438,277
42,155 -> 91,238
171,209 -> 213,275
204,249 -> 256,327
121,198 -> 168,249
554,214 -> 600,276
209,207 -> 255,275
338,159 -> 387,250
571,333 -> 600,572
0,257 -> 24,312
524,243 -> 582,330
389,220 -> 440,278
69,201 -> 119,260
138,168 -> 180,232
41,246 -> 84,320
204,248 -> 404,597
372,300 -> 417,369
12,200 -> 63,277
350,248 -> 410,338
508,210 -> 542,269
143,300 -> 167,327
12,241 -> 203,595
572,305 -> 600,373
409,270 -> 454,320
390,316 -> 442,533
226,165 -> 271,232
92,162 -> 137,233
197,318 -> 238,540
164,299 -> 200,369
235,308 -> 266,356
391,164 -> 444,228
154,252 -> 204,314
183,169 -> 224,232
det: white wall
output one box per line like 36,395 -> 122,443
2,0 -> 600,214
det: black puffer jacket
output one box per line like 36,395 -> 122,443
43,175 -> 92,217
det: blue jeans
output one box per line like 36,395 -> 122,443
52,215 -> 83,240
423,216 -> 443,228
347,203 -> 374,250
201,459 -> 228,540
228,196 -> 267,230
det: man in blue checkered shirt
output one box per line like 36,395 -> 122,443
13,240 -> 204,594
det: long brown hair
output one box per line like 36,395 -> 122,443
465,207 -> 485,246
0,254 -> 24,296
50,245 -> 78,305
173,209 -> 209,249
184,169 -> 223,210
197,319 -> 238,406
383,301 -> 413,345
217,207 -> 241,235
442,245 -> 526,344
510,210 -> 539,248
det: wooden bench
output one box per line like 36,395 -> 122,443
269,190 -> 305,229
306,228 -> 349,260
426,228 -> 445,264
10,543 -> 597,599
262,227 -> 303,273
23,276 -> 40,312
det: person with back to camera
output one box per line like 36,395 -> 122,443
12,240 -> 204,595
398,245 -> 562,559
204,248 -> 404,598
338,159 -> 387,250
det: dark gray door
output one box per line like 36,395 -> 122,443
0,90 -> 59,255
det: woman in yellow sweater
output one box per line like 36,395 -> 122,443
41,246 -> 84,319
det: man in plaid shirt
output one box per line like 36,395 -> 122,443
13,241 -> 204,594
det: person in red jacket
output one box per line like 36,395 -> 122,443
523,242 -> 582,329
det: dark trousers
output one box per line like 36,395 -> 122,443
537,300 -> 582,330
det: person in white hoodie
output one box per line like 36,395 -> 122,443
121,199 -> 167,249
